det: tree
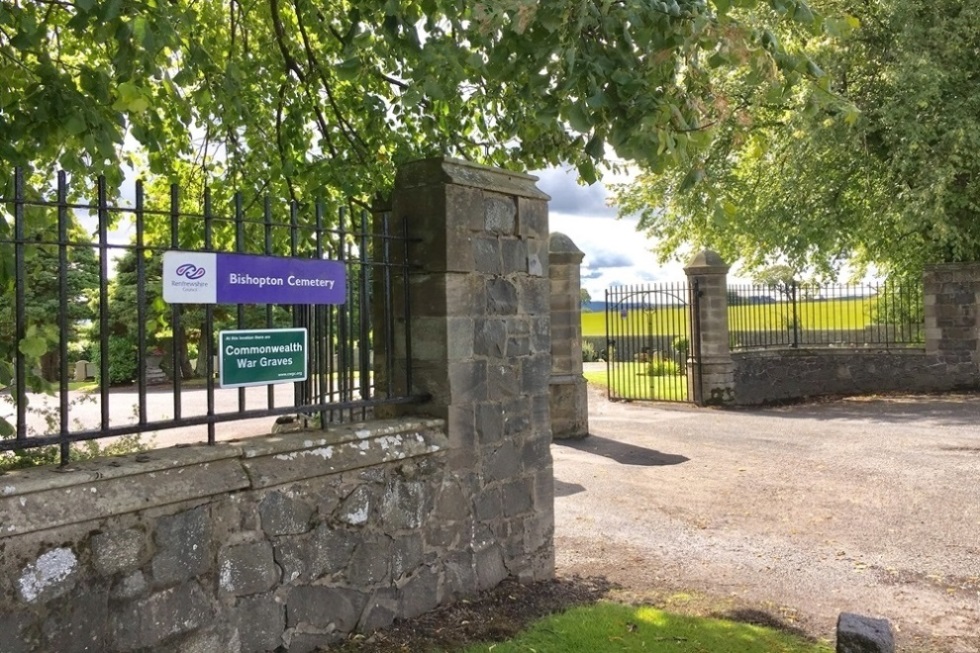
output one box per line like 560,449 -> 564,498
580,288 -> 592,309
615,0 -> 980,280
2,0 -> 825,437
1,0 -> 823,198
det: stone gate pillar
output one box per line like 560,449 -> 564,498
386,157 -> 555,583
684,250 -> 735,405
548,233 -> 589,439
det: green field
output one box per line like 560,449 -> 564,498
584,365 -> 688,402
583,297 -> 880,338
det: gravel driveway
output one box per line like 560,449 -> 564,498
554,386 -> 980,652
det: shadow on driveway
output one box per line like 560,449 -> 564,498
735,392 -> 980,428
555,434 -> 690,467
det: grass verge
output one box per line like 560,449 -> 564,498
460,602 -> 831,653
584,366 -> 688,402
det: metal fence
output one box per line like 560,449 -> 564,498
727,282 -> 924,350
604,282 -> 694,402
0,168 -> 424,465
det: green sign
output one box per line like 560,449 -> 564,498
219,329 -> 307,388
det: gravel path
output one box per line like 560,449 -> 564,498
554,387 -> 980,652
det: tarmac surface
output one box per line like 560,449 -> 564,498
553,384 -> 980,652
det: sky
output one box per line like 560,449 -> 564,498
532,166 -> 690,300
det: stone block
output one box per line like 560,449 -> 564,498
518,197 -> 548,239
475,318 -> 508,357
507,335 -> 531,357
235,592 -> 285,653
218,540 -> 279,596
400,565 -> 441,618
473,236 -> 502,275
259,491 -> 314,536
502,478 -> 535,517
522,353 -> 552,394
441,551 -> 476,601
519,277 -> 551,315
110,582 -> 211,651
526,238 -> 548,277
445,183 -> 485,232
152,506 -> 212,587
382,480 -> 428,530
485,194 -> 517,234
347,539 -> 393,586
337,485 -> 374,526
358,588 -> 401,632
501,238 -> 527,274
475,402 -> 505,445
92,528 -> 147,577
391,533 -> 425,580
111,571 -> 148,600
42,588 -> 109,653
449,360 -> 488,402
309,525 -> 359,579
0,611 -> 36,653
487,363 -> 520,400
434,479 -> 470,521
836,612 -> 895,653
485,440 -> 521,481
17,547 -> 79,604
286,586 -> 367,632
474,488 -> 503,522
487,278 -> 519,315
474,544 -> 508,591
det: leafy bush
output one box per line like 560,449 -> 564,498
92,336 -> 139,386
647,357 -> 681,377
582,340 -> 601,362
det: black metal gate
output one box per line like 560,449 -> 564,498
604,282 -> 700,403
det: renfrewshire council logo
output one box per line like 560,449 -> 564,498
175,263 -> 207,280
163,252 -> 217,304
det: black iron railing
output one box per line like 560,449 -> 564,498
0,168 -> 424,465
604,282 -> 692,403
727,282 -> 924,350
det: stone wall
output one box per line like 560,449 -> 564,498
730,262 -> 980,404
0,158 -> 557,653
732,348 -> 978,405
0,420 -> 461,652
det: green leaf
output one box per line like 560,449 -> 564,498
585,134 -> 605,159
567,103 -> 591,132
0,417 -> 13,438
19,336 -> 48,358
335,57 -> 361,81
577,159 -> 598,185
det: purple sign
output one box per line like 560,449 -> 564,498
163,252 -> 346,305
216,254 -> 345,305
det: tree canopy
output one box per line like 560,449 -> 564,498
2,0 -> 821,202
614,0 -> 980,280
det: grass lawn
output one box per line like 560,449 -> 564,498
584,365 -> 688,402
460,602 -> 830,653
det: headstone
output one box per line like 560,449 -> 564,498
74,360 -> 91,381
837,612 -> 895,653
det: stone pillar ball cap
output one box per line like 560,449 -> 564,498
549,232 -> 584,255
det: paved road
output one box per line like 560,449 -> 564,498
1,384 -> 306,449
554,387 -> 980,652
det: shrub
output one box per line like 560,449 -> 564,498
582,340 -> 601,362
92,336 -> 139,386
647,357 -> 681,377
